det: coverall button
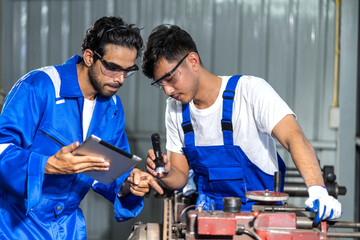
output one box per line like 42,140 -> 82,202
57,206 -> 62,211
119,218 -> 123,221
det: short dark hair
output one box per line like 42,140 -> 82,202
81,16 -> 143,58
142,25 -> 201,79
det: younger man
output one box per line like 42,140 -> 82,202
142,24 -> 341,224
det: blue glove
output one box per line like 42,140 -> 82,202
196,193 -> 216,211
305,185 -> 342,224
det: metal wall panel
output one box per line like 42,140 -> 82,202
1,0 -> 356,239
337,0 -> 358,224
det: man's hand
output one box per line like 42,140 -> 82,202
305,185 -> 342,224
123,168 -> 164,197
45,142 -> 110,174
146,149 -> 171,178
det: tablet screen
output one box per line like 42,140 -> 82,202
73,135 -> 142,185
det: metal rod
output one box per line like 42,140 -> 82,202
296,216 -> 315,229
327,232 -> 360,238
284,182 -> 346,198
295,216 -> 360,233
283,182 -> 308,196
296,217 -> 360,229
274,171 -> 281,192
328,221 -> 360,228
252,205 -> 306,212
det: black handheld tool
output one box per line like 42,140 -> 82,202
151,133 -> 165,174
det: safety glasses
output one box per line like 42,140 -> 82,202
93,51 -> 139,78
150,53 -> 189,88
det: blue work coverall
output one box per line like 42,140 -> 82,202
181,75 -> 286,211
0,55 -> 143,239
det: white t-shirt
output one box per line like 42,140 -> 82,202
165,75 -> 295,175
82,98 -> 96,141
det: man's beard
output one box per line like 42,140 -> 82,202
88,65 -> 121,97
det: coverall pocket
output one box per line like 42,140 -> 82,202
206,167 -> 246,198
30,125 -> 71,156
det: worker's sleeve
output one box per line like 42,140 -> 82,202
247,76 -> 295,137
91,96 -> 144,221
0,72 -> 49,214
91,168 -> 144,222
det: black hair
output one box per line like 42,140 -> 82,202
81,16 -> 143,58
142,24 -> 201,79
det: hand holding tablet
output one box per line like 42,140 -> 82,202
73,135 -> 142,185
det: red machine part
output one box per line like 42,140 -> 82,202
255,214 -> 327,240
186,210 -> 329,240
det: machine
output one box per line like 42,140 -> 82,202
128,166 -> 359,240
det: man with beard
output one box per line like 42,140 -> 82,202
0,16 -> 163,239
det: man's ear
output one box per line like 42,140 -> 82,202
83,49 -> 94,67
187,52 -> 200,71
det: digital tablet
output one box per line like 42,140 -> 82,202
73,135 -> 142,185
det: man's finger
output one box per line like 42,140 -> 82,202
64,142 -> 80,153
313,200 -> 326,225
129,187 -> 147,197
330,201 -> 342,219
133,173 -> 141,185
129,169 -> 142,185
146,158 -> 156,169
148,178 -> 164,194
130,173 -> 164,194
163,154 -> 168,165
73,155 -> 107,164
147,149 -> 156,160
323,203 -> 333,220
146,166 -> 157,176
72,163 -> 110,173
328,209 -> 334,220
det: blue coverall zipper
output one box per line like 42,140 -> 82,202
39,130 -> 65,147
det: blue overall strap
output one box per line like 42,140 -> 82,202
182,103 -> 195,146
222,75 -> 242,145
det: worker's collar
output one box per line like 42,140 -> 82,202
58,55 -> 84,98
58,55 -> 116,106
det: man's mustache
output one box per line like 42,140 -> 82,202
106,83 -> 122,88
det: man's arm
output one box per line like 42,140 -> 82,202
272,114 -> 324,187
147,149 -> 189,190
272,114 -> 342,223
